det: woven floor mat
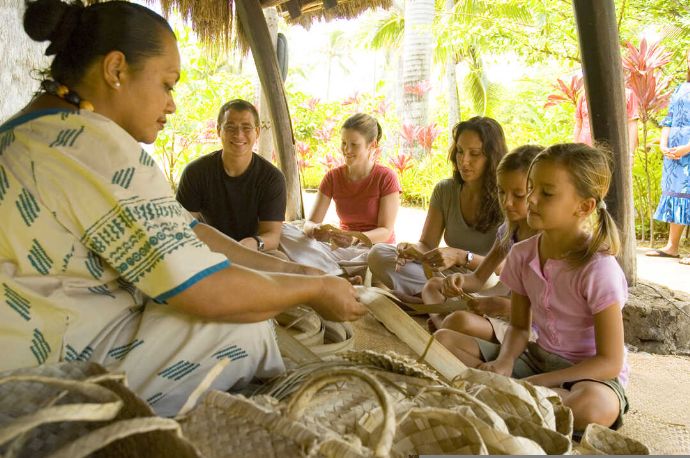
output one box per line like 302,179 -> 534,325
353,311 -> 690,454
620,351 -> 690,454
351,313 -> 419,360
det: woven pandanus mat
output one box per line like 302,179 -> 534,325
617,352 -> 690,454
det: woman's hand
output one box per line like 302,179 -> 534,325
309,223 -> 332,242
441,274 -> 465,297
421,247 -> 462,271
395,242 -> 420,269
467,296 -> 510,318
664,144 -> 690,160
477,358 -> 514,377
330,233 -> 356,248
307,276 -> 368,322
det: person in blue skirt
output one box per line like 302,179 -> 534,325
646,49 -> 690,265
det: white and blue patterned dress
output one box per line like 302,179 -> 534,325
654,82 -> 690,225
0,110 -> 284,416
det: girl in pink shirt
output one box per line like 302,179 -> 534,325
438,143 -> 629,433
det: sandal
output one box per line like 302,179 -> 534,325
645,249 -> 680,258
680,257 -> 690,266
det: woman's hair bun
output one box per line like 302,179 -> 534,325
24,0 -> 85,55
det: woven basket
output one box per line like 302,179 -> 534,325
575,423 -> 651,455
275,307 -> 355,359
180,367 -> 395,458
0,362 -> 200,458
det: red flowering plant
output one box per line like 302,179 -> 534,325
295,140 -> 313,172
341,92 -> 361,108
544,74 -> 583,108
416,123 -> 440,156
314,119 -> 337,143
400,122 -> 419,146
300,97 -> 321,111
374,99 -> 391,117
623,38 -> 672,124
622,38 -> 673,243
319,151 -> 345,170
388,151 -> 414,177
403,80 -> 433,98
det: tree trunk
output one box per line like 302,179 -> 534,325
256,6 -> 279,162
0,0 -> 49,121
236,0 -> 303,220
573,0 -> 636,284
401,0 -> 435,158
444,0 -> 459,131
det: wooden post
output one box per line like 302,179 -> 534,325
572,0 -> 636,284
236,0 -> 304,220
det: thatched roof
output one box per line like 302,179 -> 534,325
155,0 -> 391,51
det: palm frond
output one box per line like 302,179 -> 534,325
366,13 -> 405,50
463,48 -> 490,116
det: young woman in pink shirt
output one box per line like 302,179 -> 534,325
437,143 -> 629,432
280,114 -> 401,277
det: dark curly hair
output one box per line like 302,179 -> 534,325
446,116 -> 508,232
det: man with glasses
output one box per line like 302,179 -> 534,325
177,99 -> 286,254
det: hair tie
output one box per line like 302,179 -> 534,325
597,200 -> 607,211
45,3 -> 85,56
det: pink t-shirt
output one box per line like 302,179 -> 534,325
500,234 -> 629,385
319,163 -> 402,243
575,89 -> 639,145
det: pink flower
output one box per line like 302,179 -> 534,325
298,158 -> 312,171
374,99 -> 391,117
300,97 -> 320,110
295,140 -> 311,159
388,152 -> 414,175
416,123 -> 440,154
341,92 -> 361,106
544,74 -> 584,108
314,120 -> 336,143
319,152 -> 345,170
400,122 -> 419,145
404,80 -> 433,97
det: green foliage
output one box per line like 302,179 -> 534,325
155,4 -> 688,248
151,21 -> 255,190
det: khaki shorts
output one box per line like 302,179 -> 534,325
476,339 -> 629,430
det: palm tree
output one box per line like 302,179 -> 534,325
358,1 -> 528,145
401,0 -> 436,143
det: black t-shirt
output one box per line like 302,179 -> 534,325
176,150 -> 286,240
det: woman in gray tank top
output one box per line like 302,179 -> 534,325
367,116 -> 508,297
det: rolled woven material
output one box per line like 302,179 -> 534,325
275,307 -> 355,361
0,362 -> 200,458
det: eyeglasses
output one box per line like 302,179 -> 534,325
222,124 -> 256,134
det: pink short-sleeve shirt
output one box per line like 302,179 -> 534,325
500,234 -> 629,385
319,164 -> 401,243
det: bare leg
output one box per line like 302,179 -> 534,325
441,311 -> 496,342
561,381 -> 620,431
434,329 -> 484,367
656,223 -> 685,255
421,277 -> 445,304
